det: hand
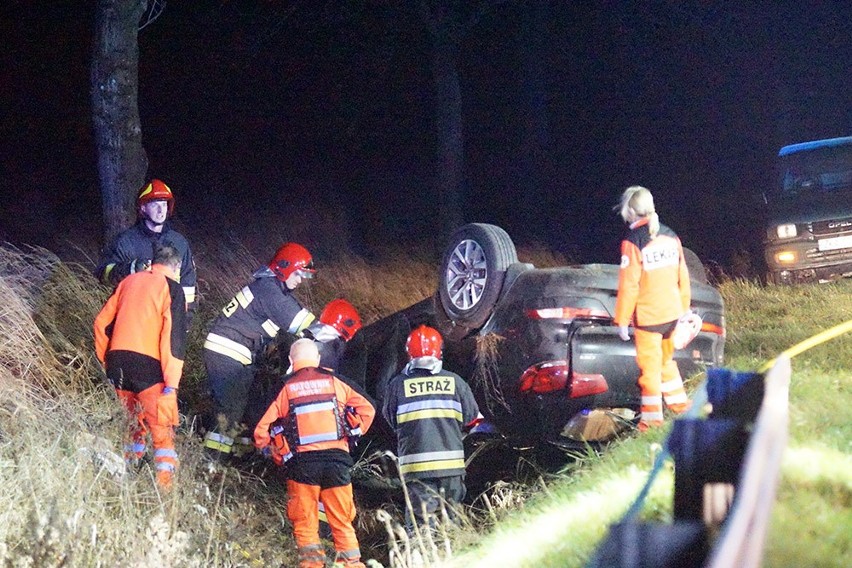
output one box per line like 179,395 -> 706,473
130,258 -> 152,273
157,389 -> 179,426
618,326 -> 630,341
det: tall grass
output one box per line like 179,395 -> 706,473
0,245 -> 294,567
2,235 -> 849,567
442,277 -> 852,567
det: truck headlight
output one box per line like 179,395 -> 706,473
776,224 -> 797,238
775,250 -> 797,264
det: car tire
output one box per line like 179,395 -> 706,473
683,247 -> 709,284
438,223 -> 518,332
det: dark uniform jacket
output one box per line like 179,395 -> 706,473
96,220 -> 197,312
93,264 -> 187,392
203,274 -> 315,365
383,367 -> 479,479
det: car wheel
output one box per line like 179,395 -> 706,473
683,247 -> 709,284
438,223 -> 518,331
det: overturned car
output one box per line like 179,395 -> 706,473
344,223 -> 726,450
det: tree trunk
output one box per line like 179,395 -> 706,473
91,0 -> 148,245
420,1 -> 465,240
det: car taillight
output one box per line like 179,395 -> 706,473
519,361 -> 609,398
526,307 -> 610,320
701,321 -> 726,337
571,372 -> 609,398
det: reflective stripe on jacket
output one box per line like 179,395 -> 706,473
614,218 -> 691,328
95,221 -> 197,309
204,275 -> 315,365
93,264 -> 186,391
254,367 -> 375,455
382,368 -> 479,479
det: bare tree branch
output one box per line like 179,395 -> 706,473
138,0 -> 165,31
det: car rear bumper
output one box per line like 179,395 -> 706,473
490,325 -> 725,442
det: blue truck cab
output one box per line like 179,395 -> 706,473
763,136 -> 852,283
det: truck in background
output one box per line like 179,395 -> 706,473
763,136 -> 852,283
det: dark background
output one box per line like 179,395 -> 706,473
2,1 -> 851,273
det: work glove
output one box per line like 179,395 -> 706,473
157,387 -> 179,426
618,326 -> 630,342
302,322 -> 340,343
344,406 -> 363,451
129,258 -> 152,274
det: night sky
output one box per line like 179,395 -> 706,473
2,1 -> 851,273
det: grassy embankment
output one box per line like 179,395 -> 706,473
446,278 -> 852,568
0,239 -> 849,567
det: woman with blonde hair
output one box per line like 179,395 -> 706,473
613,186 -> 692,430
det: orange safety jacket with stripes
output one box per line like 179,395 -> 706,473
94,264 -> 187,392
382,367 -> 479,479
614,217 -> 691,328
254,366 -> 375,462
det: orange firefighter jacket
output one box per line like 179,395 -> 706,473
94,264 -> 187,392
614,218 -> 691,328
254,366 -> 375,460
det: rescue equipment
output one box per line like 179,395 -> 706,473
268,243 -> 316,282
673,311 -> 703,350
406,325 -> 443,359
137,179 -> 175,216
320,299 -> 362,341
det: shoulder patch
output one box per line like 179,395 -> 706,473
620,255 -> 630,268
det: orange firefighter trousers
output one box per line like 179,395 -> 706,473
287,479 -> 360,565
634,328 -> 690,426
117,383 -> 178,486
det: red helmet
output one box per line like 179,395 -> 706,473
406,325 -> 443,359
137,179 -> 175,216
320,299 -> 362,341
268,243 -> 316,282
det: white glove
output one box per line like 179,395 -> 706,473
618,326 -> 630,341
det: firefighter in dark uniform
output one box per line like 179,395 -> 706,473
254,339 -> 375,568
203,242 -> 317,457
382,325 -> 480,533
308,298 -> 365,381
95,179 -> 197,326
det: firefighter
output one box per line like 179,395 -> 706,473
95,179 -> 197,326
93,244 -> 186,489
203,243 -> 317,458
613,185 -> 692,431
382,325 -> 479,533
308,298 -> 363,374
254,339 -> 375,568
308,298 -> 368,538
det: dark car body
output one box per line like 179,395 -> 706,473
350,253 -> 726,448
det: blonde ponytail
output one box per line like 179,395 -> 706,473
648,211 -> 660,238
617,185 -> 658,236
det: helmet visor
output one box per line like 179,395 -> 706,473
294,268 -> 315,279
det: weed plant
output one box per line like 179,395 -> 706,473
2,239 -> 849,567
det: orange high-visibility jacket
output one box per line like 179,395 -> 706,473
94,264 -> 186,391
614,218 -> 691,328
254,366 -> 375,456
